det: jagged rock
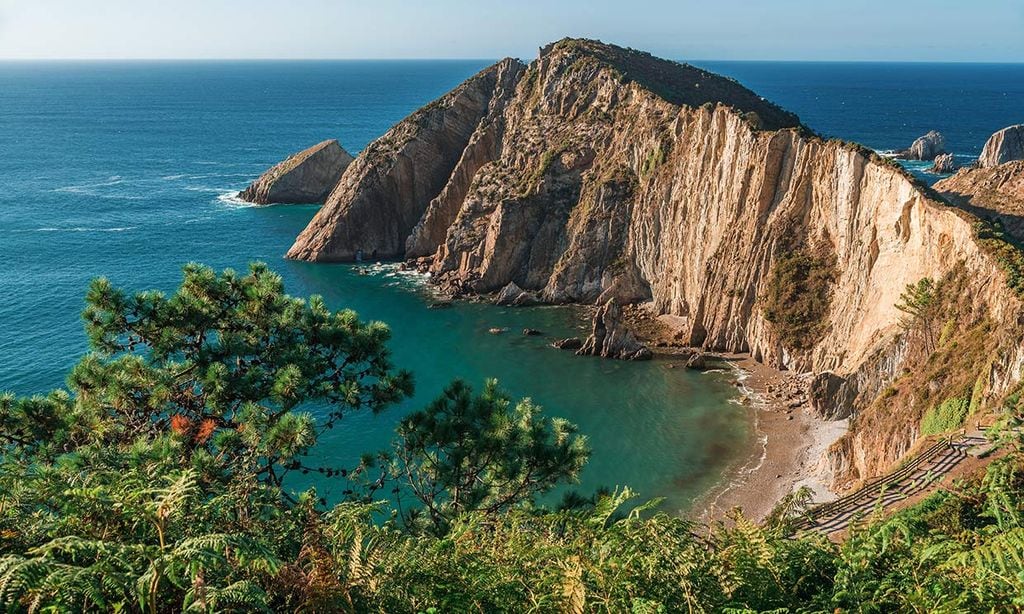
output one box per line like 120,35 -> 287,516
928,153 -> 957,174
240,140 -> 353,204
552,337 -> 583,350
895,130 -> 947,161
808,372 -> 856,420
522,328 -> 543,336
684,353 -> 708,370
577,300 -> 652,360
494,282 -> 538,306
979,124 -> 1024,168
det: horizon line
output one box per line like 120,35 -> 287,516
2,57 -> 1024,65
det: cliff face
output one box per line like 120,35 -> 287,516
287,39 -> 1024,490
979,125 -> 1024,168
286,59 -> 526,261
240,139 -> 353,205
936,161 -> 1024,239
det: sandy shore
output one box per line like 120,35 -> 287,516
623,305 -> 847,522
696,355 -> 847,522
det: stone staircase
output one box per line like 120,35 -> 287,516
793,432 -> 990,536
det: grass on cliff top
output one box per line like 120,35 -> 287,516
548,38 -> 802,132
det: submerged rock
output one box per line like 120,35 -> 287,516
522,328 -> 544,336
928,152 -> 957,174
577,300 -> 652,361
895,130 -> 947,161
552,337 -> 584,350
240,139 -> 353,205
979,124 -> 1024,168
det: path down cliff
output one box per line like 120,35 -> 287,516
286,39 -> 1024,490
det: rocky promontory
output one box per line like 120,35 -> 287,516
928,152 -> 957,174
978,124 -> 1024,168
283,39 -> 1024,490
240,139 -> 353,205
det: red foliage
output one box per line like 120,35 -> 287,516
170,414 -> 192,436
195,418 -> 217,443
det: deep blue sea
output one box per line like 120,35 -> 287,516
2,59 -> 1022,510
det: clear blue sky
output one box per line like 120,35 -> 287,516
1,0 -> 1022,61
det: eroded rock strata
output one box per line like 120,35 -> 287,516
240,139 -> 353,204
286,39 -> 1024,490
979,124 -> 1024,168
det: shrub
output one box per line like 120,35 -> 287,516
763,248 -> 836,350
921,396 -> 970,435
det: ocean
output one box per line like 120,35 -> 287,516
1,59 -> 1021,510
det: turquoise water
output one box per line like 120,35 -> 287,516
4,59 -> 1021,510
0,60 -> 748,511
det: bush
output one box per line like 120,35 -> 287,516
921,396 -> 970,435
763,248 -> 836,350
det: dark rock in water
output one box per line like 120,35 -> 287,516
494,282 -> 539,306
522,328 -> 544,336
928,153 -> 957,174
427,300 -> 453,309
979,124 -> 1024,168
240,139 -> 354,204
808,371 -> 856,420
552,337 -> 583,350
577,299 -> 652,360
894,130 -> 947,161
684,352 -> 708,370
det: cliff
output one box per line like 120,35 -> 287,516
978,124 -> 1024,168
936,160 -> 1024,239
240,139 -> 353,204
286,39 -> 1024,490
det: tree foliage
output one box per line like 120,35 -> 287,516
3,263 -> 1024,612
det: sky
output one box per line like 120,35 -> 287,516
1,0 -> 1022,62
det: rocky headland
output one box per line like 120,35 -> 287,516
283,39 -> 1024,495
240,139 -> 353,205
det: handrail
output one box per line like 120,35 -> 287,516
795,436 -> 956,528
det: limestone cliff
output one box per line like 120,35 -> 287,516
240,139 -> 353,204
979,125 -> 1024,168
286,39 -> 1024,490
937,161 -> 1024,239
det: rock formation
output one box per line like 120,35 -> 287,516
285,39 -> 1024,490
577,300 -> 652,360
936,160 -> 1024,239
928,152 -> 956,174
240,140 -> 353,204
978,124 -> 1024,168
895,130 -> 947,161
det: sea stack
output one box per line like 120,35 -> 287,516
895,130 -> 947,161
239,139 -> 354,205
978,124 -> 1024,168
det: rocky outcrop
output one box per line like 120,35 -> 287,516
285,39 -> 1024,490
979,124 -> 1024,168
577,300 -> 652,360
240,140 -> 353,204
936,161 -> 1024,240
494,282 -> 538,306
286,59 -> 526,261
928,153 -> 956,174
895,130 -> 947,161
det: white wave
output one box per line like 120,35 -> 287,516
215,191 -> 255,208
54,175 -> 124,193
161,174 -> 189,180
15,226 -> 137,233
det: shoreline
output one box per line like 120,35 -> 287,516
696,355 -> 846,522
622,305 -> 847,522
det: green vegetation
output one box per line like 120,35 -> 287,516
3,263 -> 1024,612
763,248 -> 837,350
976,218 -> 1024,297
896,277 -> 939,352
920,395 -> 971,435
